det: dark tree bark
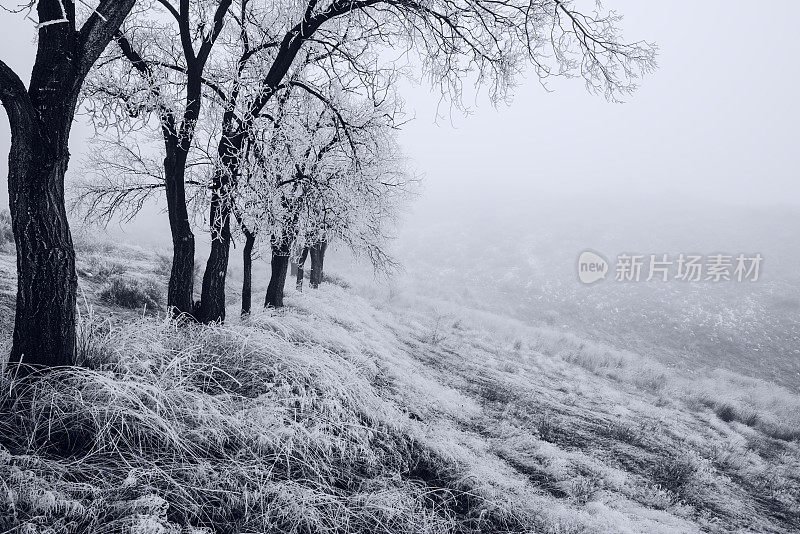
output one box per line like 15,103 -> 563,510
196,199 -> 232,322
113,33 -> 197,315
241,230 -> 255,316
115,0 -> 233,316
163,139 -> 196,315
196,127 -> 244,323
264,241 -> 291,308
6,92 -> 77,372
309,246 -> 321,289
295,247 -> 309,291
0,0 -> 135,374
310,240 -> 327,288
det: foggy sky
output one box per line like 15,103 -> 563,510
1,1 -> 798,237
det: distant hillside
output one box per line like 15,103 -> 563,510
0,239 -> 798,533
395,201 -> 800,390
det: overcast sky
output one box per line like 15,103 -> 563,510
398,1 -> 800,213
1,1 -> 799,237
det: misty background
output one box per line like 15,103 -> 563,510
1,1 -> 799,386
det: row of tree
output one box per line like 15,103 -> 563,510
78,66 -> 409,313
0,0 -> 655,373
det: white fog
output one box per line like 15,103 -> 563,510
0,2 -> 798,532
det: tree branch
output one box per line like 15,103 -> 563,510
197,0 -> 234,67
0,59 -> 37,136
246,0 -> 381,120
153,61 -> 230,103
76,0 -> 137,83
114,31 -> 154,78
177,0 -> 197,64
285,80 -> 357,155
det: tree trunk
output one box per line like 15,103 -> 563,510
310,240 -> 327,288
319,240 -> 327,282
265,242 -> 291,308
196,127 -> 244,323
0,0 -> 135,374
309,246 -> 321,289
241,230 -> 255,316
196,203 -> 231,323
163,142 -> 195,316
296,247 -> 309,291
8,127 -> 77,373
6,10 -> 79,374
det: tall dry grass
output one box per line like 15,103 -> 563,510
0,312 -> 535,534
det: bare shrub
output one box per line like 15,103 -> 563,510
323,272 -> 351,290
651,453 -> 697,499
570,476 -> 601,506
99,275 -> 162,311
422,313 -> 449,346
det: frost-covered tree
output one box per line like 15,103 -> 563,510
78,0 -> 392,320
0,0 -> 135,373
77,0 -> 654,323
83,0 -> 235,316
233,85 -> 409,308
193,0 -> 656,322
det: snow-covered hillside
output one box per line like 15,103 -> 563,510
0,240 -> 798,533
393,201 -> 800,389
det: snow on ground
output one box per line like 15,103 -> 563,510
0,240 -> 798,533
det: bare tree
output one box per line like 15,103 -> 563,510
227,83 -> 409,308
75,0 -> 654,323
0,0 -> 135,373
293,96 -> 411,290
194,0 -> 656,321
83,0 -> 235,316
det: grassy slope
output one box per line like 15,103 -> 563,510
0,242 -> 798,533
396,205 -> 800,390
